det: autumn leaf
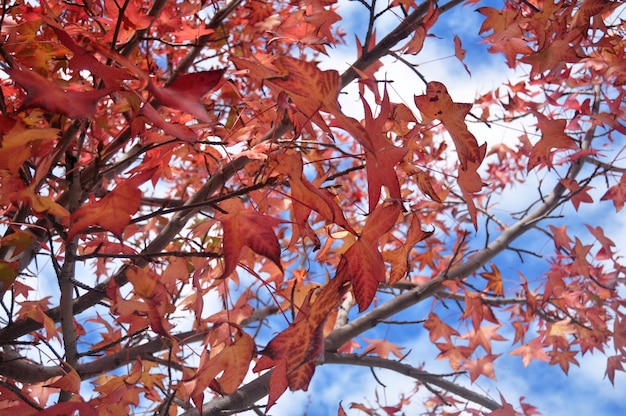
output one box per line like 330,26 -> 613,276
585,224 -> 616,261
436,342 -> 473,371
605,355 -> 626,385
424,312 -> 460,344
254,269 -> 351,410
414,81 -> 485,227
0,122 -> 59,173
463,354 -> 500,382
68,170 -> 154,240
413,169 -> 444,203
344,201 -> 402,311
480,263 -> 504,296
549,349 -> 579,374
216,200 -> 284,279
51,26 -> 132,87
484,393 -> 517,416
461,325 -> 507,354
20,185 -> 70,219
549,224 -> 573,250
137,101 -> 198,142
601,172 -> 626,211
527,113 -> 578,171
3,63 -> 117,118
189,329 -> 255,408
0,260 -> 20,293
522,39 -> 582,77
454,35 -> 471,76
361,89 -> 409,212
274,152 -> 356,248
148,69 -> 225,123
362,338 -> 405,359
44,365 -> 81,394
268,56 -> 376,153
383,214 -> 433,284
560,178 -> 593,211
510,336 -> 550,367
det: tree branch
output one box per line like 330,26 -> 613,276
324,352 -> 501,411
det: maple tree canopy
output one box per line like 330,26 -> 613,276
0,0 -> 625,415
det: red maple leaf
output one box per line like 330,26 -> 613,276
148,69 -> 224,123
560,178 -> 593,211
345,201 -> 402,311
601,172 -> 626,211
216,200 -> 284,279
414,81 -> 486,227
274,152 -> 356,249
548,348 -> 579,374
527,113 -> 578,171
383,214 -> 433,284
463,354 -> 500,382
4,64 -> 117,118
51,26 -> 132,87
68,169 -> 155,240
253,269 -> 351,410
362,89 -> 409,212
187,329 -> 255,408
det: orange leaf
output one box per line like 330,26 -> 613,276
384,214 -> 433,284
424,312 -> 459,344
362,338 -> 405,359
275,152 -> 356,248
68,171 -> 153,240
414,169 -> 444,203
190,329 -> 254,401
480,263 -> 504,296
19,185 -> 70,219
0,123 -> 59,173
217,201 -> 284,279
45,365 -> 81,394
453,35 -> 471,75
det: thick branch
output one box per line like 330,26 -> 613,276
0,306 -> 278,383
324,353 -> 501,410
